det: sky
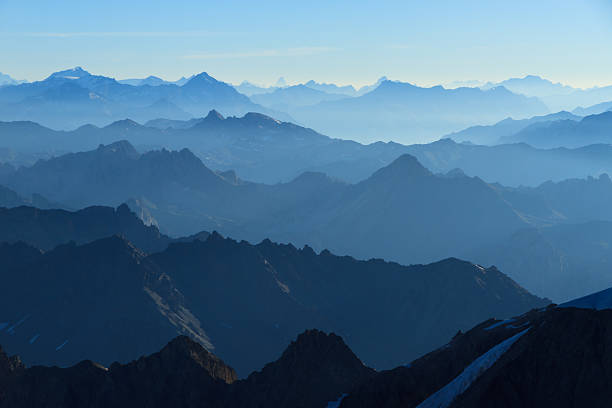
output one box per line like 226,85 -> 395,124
0,0 -> 611,88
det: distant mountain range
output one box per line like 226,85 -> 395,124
481,75 -> 612,112
0,204 -> 174,253
4,111 -> 612,186
499,111 -> 612,148
250,84 -> 349,110
117,75 -> 192,87
0,184 -> 61,210
232,77 -> 386,97
573,100 -> 612,116
0,72 -> 26,87
4,141 -> 612,301
0,204 -> 547,376
446,110 -> 612,149
288,80 -> 549,143
0,144 -> 527,261
482,75 -> 576,98
444,111 -> 582,145
0,67 -> 291,129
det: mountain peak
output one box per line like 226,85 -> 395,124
275,77 -> 287,87
184,72 -> 217,86
156,336 -> 237,384
104,118 -> 141,129
368,154 -> 432,182
242,112 -> 280,125
204,109 -> 225,121
237,329 -> 374,408
47,66 -> 91,80
96,140 -> 139,158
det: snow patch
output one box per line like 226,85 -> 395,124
326,393 -> 348,408
484,318 -> 515,331
29,334 -> 40,344
6,315 -> 30,334
55,340 -> 69,351
416,328 -> 529,408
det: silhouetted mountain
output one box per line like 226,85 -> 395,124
481,75 -> 612,112
0,67 -> 291,129
444,111 -> 581,145
471,220 -> 612,302
6,113 -> 612,186
499,173 -> 612,223
151,235 -> 548,373
8,141 -> 611,267
0,335 -> 234,408
0,115 -> 415,184
0,227 -> 547,376
0,330 -> 373,408
482,75 -> 575,97
405,138 -> 612,187
573,100 -> 612,116
1,140 -> 228,211
0,204 -> 173,252
232,81 -> 274,96
0,72 -> 26,87
117,75 -> 188,86
0,236 -> 212,369
229,330 -> 375,408
500,111 -> 612,148
339,303 -> 612,407
304,80 -> 358,96
1,142 -> 533,262
290,80 -> 548,143
9,302 -> 612,407
251,84 -> 348,110
0,184 -> 61,209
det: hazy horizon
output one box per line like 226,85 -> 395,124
1,0 -> 611,88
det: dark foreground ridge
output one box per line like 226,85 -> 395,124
4,304 -> 612,407
0,330 -> 370,408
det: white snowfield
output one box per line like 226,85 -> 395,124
560,287 -> 612,310
416,328 -> 530,408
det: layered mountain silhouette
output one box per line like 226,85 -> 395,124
0,185 -> 61,209
303,79 -> 359,96
4,297 -> 612,407
5,142 -> 612,302
0,143 -> 526,261
0,72 -> 26,87
0,330 -> 372,408
289,80 -> 549,143
250,84 -> 349,111
0,204 -> 174,252
444,111 -> 581,145
0,211 -> 548,375
499,111 -> 612,148
0,113 -> 410,183
573,100 -> 612,116
472,220 -> 612,302
0,67 -> 291,129
481,75 -> 612,112
0,236 -> 213,369
5,141 -> 612,265
405,138 -> 612,186
4,113 -> 612,185
341,301 -> 612,407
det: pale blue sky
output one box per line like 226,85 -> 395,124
1,0 -> 611,88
